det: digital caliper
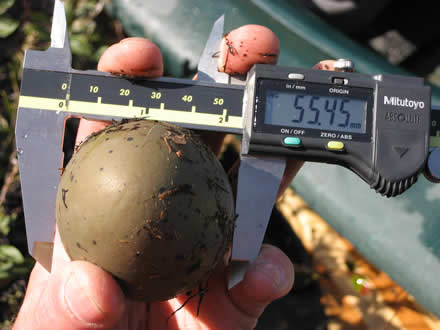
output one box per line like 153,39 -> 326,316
15,0 -> 440,288
243,64 -> 438,196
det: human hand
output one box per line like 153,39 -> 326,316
14,26 -> 335,329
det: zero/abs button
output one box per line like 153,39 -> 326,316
327,141 -> 345,151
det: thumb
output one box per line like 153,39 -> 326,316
14,261 -> 125,329
228,244 -> 294,318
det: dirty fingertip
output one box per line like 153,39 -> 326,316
98,37 -> 164,77
218,25 -> 280,75
313,60 -> 336,71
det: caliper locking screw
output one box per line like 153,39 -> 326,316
334,59 -> 355,72
424,149 -> 440,183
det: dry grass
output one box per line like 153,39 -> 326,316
278,188 -> 440,330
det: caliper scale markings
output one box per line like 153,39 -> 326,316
18,69 -> 244,132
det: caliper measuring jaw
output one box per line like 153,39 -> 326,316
15,0 -> 74,271
227,73 -> 287,289
196,17 -> 287,289
229,156 -> 286,288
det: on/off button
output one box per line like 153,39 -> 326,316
283,137 -> 302,147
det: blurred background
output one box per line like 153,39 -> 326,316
1,0 -> 440,328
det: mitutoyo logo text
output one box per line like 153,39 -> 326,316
384,96 -> 425,110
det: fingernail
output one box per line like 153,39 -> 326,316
64,271 -> 113,324
252,251 -> 285,291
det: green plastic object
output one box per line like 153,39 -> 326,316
107,0 -> 440,316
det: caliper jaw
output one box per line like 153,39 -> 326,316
15,0 -> 72,271
25,0 -> 71,72
196,16 -> 287,289
229,156 -> 286,288
196,17 -> 287,290
197,15 -> 229,85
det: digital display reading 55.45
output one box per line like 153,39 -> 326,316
264,90 -> 367,133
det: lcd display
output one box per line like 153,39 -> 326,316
264,90 -> 367,133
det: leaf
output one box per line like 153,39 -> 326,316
0,207 -> 16,236
21,11 -> 51,47
0,260 -> 13,273
93,45 -> 108,62
0,245 -> 24,264
75,0 -> 99,17
70,33 -> 93,57
0,0 -> 15,15
0,215 -> 12,236
0,15 -> 19,38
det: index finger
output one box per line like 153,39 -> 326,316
97,37 -> 164,77
75,38 -> 164,146
200,24 -> 281,154
218,24 -> 280,75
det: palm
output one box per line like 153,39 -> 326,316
26,231 -> 282,329
116,270 -> 258,329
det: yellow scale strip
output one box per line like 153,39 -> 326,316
148,103 -> 242,128
18,96 -> 243,129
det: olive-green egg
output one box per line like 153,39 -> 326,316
56,120 -> 235,301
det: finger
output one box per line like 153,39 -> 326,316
74,119 -> 110,147
51,225 -> 74,272
74,38 -> 165,147
228,244 -> 294,318
313,59 -> 336,71
163,244 -> 293,329
97,37 -> 163,76
14,261 -> 125,329
218,25 -> 280,75
197,25 -> 281,155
